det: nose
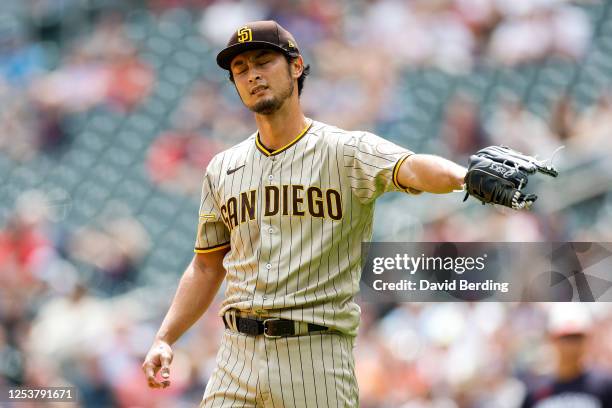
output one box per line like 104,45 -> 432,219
248,71 -> 261,83
247,64 -> 262,83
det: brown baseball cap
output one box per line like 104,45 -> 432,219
216,20 -> 300,70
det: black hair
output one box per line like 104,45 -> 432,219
228,54 -> 310,97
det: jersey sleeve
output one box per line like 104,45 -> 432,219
194,160 -> 231,254
343,131 -> 416,204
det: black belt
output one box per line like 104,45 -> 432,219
223,315 -> 328,338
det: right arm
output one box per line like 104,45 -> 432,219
142,247 -> 229,388
156,249 -> 229,345
396,154 -> 466,194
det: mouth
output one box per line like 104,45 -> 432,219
250,85 -> 268,95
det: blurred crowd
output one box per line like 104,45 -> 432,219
0,8 -> 154,161
357,302 -> 612,407
197,0 -> 591,72
2,0 -> 612,407
0,190 -> 153,405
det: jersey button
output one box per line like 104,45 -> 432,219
268,175 -> 273,181
265,263 -> 272,270
268,227 -> 274,233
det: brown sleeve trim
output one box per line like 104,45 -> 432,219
392,153 -> 415,190
194,242 -> 231,254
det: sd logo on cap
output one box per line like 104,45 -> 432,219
217,20 -> 300,70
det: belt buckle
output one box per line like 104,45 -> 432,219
263,318 -> 283,339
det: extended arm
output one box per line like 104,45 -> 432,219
396,154 -> 467,194
143,247 -> 229,388
155,249 -> 228,344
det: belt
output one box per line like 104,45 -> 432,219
223,313 -> 328,338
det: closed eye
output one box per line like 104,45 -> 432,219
232,65 -> 247,75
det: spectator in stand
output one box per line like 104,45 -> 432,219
0,82 -> 39,160
169,79 -> 252,145
486,94 -> 558,154
550,93 -> 577,142
68,217 -> 150,294
439,92 -> 490,161
489,0 -> 590,66
80,12 -> 134,61
32,14 -> 153,114
305,38 -> 398,129
0,212 -> 51,286
359,0 -> 476,73
32,47 -> 110,112
146,131 -> 224,195
453,0 -> 501,57
35,103 -> 71,154
0,14 -> 46,87
572,90 -> 612,155
521,304 -> 612,408
105,47 -> 154,112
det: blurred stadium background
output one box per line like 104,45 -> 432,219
1,0 -> 612,407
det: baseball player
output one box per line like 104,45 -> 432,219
142,20 -> 557,407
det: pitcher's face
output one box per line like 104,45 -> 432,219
230,49 -> 297,115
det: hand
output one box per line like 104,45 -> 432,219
142,339 -> 173,389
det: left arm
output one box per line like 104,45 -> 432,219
396,154 -> 467,194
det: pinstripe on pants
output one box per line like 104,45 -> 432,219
200,329 -> 358,408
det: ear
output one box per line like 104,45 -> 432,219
291,55 -> 304,79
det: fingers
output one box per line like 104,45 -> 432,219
142,345 -> 174,390
160,352 -> 172,388
143,360 -> 164,389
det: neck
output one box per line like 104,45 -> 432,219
556,359 -> 583,382
255,98 -> 307,151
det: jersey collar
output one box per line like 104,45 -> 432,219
255,119 -> 313,157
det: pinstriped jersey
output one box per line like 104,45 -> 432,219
195,119 -> 414,336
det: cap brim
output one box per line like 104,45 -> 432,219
550,328 -> 588,338
216,41 -> 292,70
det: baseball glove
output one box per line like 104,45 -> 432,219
463,145 -> 559,210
